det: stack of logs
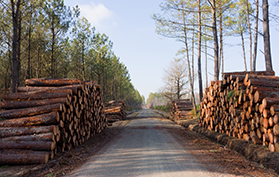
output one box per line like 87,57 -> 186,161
171,99 -> 193,120
0,78 -> 107,165
104,100 -> 126,125
199,71 -> 279,152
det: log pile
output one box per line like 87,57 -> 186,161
171,99 -> 193,120
0,78 -> 107,165
104,100 -> 126,125
199,71 -> 279,152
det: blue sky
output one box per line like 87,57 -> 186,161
65,0 -> 279,100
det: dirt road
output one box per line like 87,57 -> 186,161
68,109 -> 235,177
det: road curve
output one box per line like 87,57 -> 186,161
68,109 -> 230,177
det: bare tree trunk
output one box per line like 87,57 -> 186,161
252,0 -> 259,71
27,27 -> 31,79
11,0 -> 21,93
262,0 -> 273,71
245,0 -> 252,71
241,30 -> 247,71
82,41 -> 85,81
191,29 -> 195,88
197,0 -> 203,102
51,29 -> 55,78
181,1 -> 196,112
17,10 -> 21,85
210,0 -> 219,81
219,11 -> 224,76
36,45 -> 41,78
205,38 -> 208,89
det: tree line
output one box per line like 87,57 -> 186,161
0,0 -> 143,109
153,0 -> 275,110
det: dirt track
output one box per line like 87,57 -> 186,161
0,109 -> 277,176
67,109 -> 278,177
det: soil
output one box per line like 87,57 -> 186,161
0,112 -> 278,177
0,120 -> 129,177
160,118 -> 278,176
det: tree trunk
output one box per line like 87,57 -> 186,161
82,41 -> 85,81
51,22 -> 55,78
245,0 -> 252,71
252,0 -> 259,71
198,0 -> 203,102
210,0 -> 219,81
11,0 -> 21,93
219,11 -> 224,76
181,1 -> 196,112
241,30 -> 247,71
205,38 -> 208,88
262,0 -> 273,71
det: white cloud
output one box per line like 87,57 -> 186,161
79,2 -> 115,30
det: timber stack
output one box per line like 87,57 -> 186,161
104,100 -> 126,125
0,78 -> 107,165
199,71 -> 279,152
171,99 -> 193,120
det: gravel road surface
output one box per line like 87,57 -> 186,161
68,109 -> 233,177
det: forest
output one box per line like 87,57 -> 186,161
151,0 -> 277,110
0,0 -> 143,109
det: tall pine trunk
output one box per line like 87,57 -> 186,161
252,0 -> 259,71
197,0 -> 203,102
181,1 -> 196,112
262,0 -> 273,71
210,0 -> 219,81
245,0 -> 252,71
11,0 -> 21,93
241,30 -> 247,71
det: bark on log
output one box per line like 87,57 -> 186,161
25,78 -> 82,86
3,89 -> 71,101
0,140 -> 56,151
0,133 -> 55,141
0,125 -> 58,138
18,84 -> 82,94
223,71 -> 275,78
0,152 -> 49,164
0,112 -> 58,127
254,88 -> 279,103
0,103 -> 62,119
1,98 -> 67,109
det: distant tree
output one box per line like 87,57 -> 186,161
161,59 -> 190,101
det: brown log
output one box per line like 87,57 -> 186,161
2,89 -> 71,101
269,143 -> 275,152
17,84 -> 82,94
0,151 -> 49,164
274,115 -> 279,124
0,103 -> 62,119
247,78 -> 279,88
254,88 -> 279,103
0,140 -> 56,151
261,97 -> 279,110
0,125 -> 58,138
0,112 -> 58,127
223,71 -> 275,78
25,78 -> 82,86
0,133 -> 55,141
1,97 -> 67,110
274,124 -> 279,135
